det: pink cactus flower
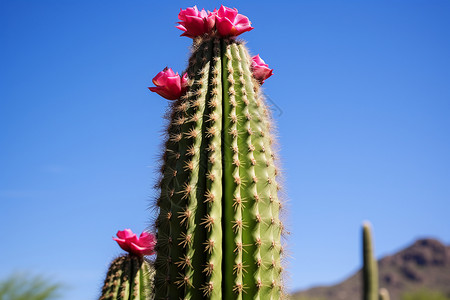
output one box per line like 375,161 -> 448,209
215,5 -> 253,37
251,54 -> 274,84
176,6 -> 216,38
148,67 -> 188,100
113,229 -> 156,256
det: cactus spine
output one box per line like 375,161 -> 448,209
362,222 -> 378,300
154,36 -> 284,299
100,255 -> 154,300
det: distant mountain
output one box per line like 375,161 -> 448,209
291,238 -> 450,300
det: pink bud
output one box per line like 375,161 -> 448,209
251,55 -> 274,84
176,6 -> 216,38
113,229 -> 156,257
215,5 -> 253,37
148,67 -> 188,100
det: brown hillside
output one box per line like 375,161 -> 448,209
291,238 -> 450,300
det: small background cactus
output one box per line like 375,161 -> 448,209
100,255 -> 154,300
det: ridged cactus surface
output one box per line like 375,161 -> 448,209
100,255 -> 154,300
154,37 -> 284,299
362,222 -> 378,300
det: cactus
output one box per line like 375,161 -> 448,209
362,221 -> 378,300
378,288 -> 390,300
152,35 -> 284,299
99,255 -> 155,300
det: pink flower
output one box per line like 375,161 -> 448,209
215,5 -> 253,37
148,67 -> 188,100
176,6 -> 216,38
251,55 -> 274,84
113,229 -> 156,256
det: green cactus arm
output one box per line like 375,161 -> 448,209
363,221 -> 379,300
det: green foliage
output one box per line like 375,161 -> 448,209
401,289 -> 450,300
0,273 -> 62,300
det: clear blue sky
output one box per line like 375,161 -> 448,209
1,1 -> 449,299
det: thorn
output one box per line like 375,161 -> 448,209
233,262 -> 248,274
169,133 -> 182,143
207,113 -> 218,123
200,214 -> 215,232
253,193 -> 260,202
271,280 -> 276,289
178,232 -> 192,248
175,102 -> 188,113
206,127 -> 216,137
256,257 -> 262,267
247,127 -> 253,135
232,219 -> 245,233
234,242 -> 248,254
204,239 -> 215,253
232,195 -> 245,210
252,175 -> 258,183
229,128 -> 238,138
233,282 -> 246,294
248,144 -> 255,152
186,145 -> 195,156
202,262 -> 214,276
179,183 -> 192,200
255,237 -> 262,247
183,160 -> 194,172
256,279 -> 263,290
200,282 -> 214,297
206,171 -> 215,182
206,144 -> 216,152
191,99 -> 200,108
185,128 -> 198,139
175,255 -> 192,269
208,98 -> 218,107
255,214 -> 262,223
178,208 -> 192,227
234,175 -> 241,185
175,273 -> 193,288
173,116 -> 186,126
204,190 -> 215,203
271,240 -> 277,249
230,113 -> 237,123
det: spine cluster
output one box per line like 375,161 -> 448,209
153,37 -> 285,300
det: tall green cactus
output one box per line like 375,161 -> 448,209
100,255 -> 154,300
153,36 -> 284,299
362,221 -> 378,300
